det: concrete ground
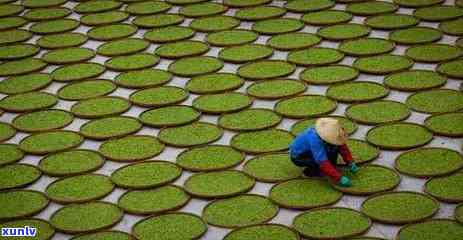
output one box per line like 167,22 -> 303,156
0,0 -> 461,239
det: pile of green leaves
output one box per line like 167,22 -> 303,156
267,32 -> 321,51
52,63 -> 105,82
57,80 -> 116,101
0,122 -> 15,142
0,91 -> 57,112
186,73 -> 244,94
406,89 -> 463,114
13,109 -> 73,132
99,136 -> 165,162
285,0 -> 334,12
0,73 -> 52,95
43,47 -> 95,65
353,54 -> 413,74
105,53 -> 159,71
338,38 -> 395,56
80,117 -> 142,140
346,1 -> 397,15
184,170 -> 255,198
0,164 -> 41,190
252,18 -> 304,34
270,178 -> 343,209
88,24 -> 137,41
158,122 -> 223,147
224,224 -> 299,240
302,10 -> 353,26
37,32 -> 87,49
247,79 -> 306,99
219,108 -> 281,131
0,190 -> 49,220
29,19 -> 79,34
192,92 -> 252,114
115,69 -> 172,89
0,144 -> 24,166
0,58 -> 46,77
50,201 -> 123,233
74,0 -> 122,14
346,100 -> 410,124
366,123 -> 433,150
425,112 -> 463,137
389,27 -> 442,44
361,192 -> 439,223
405,44 -> 463,63
118,185 -> 189,215
437,59 -> 463,79
326,81 -> 389,102
288,47 -> 344,66
168,56 -> 223,76
395,148 -> 463,177
19,131 -> 83,154
110,161 -> 181,189
293,208 -> 371,239
176,145 -> 244,171
203,194 -> 279,227
80,11 -> 129,26
97,38 -> 149,56
231,129 -> 294,154
365,14 -> 418,30
133,14 -> 184,28
235,6 -> 286,21
335,165 -> 400,195
317,23 -> 371,41
126,1 -> 171,15
130,86 -> 187,107
413,5 -> 463,21
397,219 -> 463,240
46,174 -> 114,203
71,97 -> 130,118
219,44 -> 273,63
190,16 -> 239,32
39,150 -> 104,177
238,60 -> 295,79
144,26 -> 195,43
275,95 -> 337,118
243,153 -> 302,182
0,44 -> 39,60
206,29 -> 257,46
140,105 -> 200,127
133,213 -> 207,240
384,70 -> 446,91
180,2 -> 227,17
300,65 -> 358,85
425,172 -> 463,202
155,40 -> 209,58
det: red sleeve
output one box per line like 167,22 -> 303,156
320,160 -> 341,183
339,144 -> 353,164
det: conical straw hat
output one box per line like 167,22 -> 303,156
315,117 -> 348,145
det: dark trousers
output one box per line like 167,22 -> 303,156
290,153 -> 338,175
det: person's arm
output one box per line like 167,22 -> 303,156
339,144 -> 359,174
339,144 -> 353,164
310,140 -> 342,183
319,161 -> 341,183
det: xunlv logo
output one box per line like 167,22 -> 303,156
1,226 -> 37,237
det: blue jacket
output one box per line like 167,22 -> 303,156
289,128 -> 340,164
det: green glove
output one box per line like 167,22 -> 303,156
338,176 -> 352,187
349,162 -> 359,174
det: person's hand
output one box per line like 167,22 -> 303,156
337,176 -> 352,187
349,162 -> 359,174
